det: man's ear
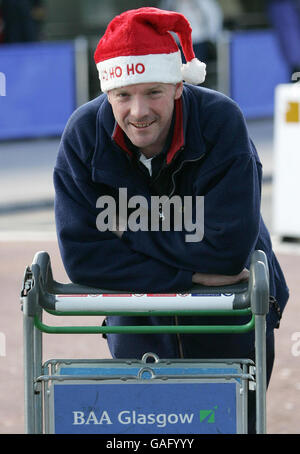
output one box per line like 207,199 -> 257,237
174,82 -> 183,100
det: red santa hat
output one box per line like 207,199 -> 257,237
94,7 -> 206,92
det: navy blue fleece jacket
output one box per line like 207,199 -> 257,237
54,84 -> 289,358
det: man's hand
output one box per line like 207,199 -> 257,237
192,268 -> 249,286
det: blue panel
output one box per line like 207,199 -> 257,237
230,30 -> 290,118
59,366 -> 240,377
53,382 -> 237,434
0,41 -> 76,140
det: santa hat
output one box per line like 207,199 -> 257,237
94,7 -> 206,92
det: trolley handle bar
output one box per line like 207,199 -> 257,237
21,250 -> 269,317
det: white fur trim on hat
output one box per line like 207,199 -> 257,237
97,51 -> 183,92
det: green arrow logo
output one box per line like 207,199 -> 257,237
199,406 -> 218,423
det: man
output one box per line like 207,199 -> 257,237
54,7 -> 289,433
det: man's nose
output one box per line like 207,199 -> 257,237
130,96 -> 149,119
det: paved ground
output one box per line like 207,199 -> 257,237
0,119 -> 299,434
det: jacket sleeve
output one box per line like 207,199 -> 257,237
121,102 -> 262,275
54,123 -> 193,292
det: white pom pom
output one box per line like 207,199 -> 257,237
181,58 -> 206,85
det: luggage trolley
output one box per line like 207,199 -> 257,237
21,250 -> 269,434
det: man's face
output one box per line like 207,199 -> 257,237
107,82 -> 183,158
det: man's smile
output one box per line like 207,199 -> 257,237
129,120 -> 156,129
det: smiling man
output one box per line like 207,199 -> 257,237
54,7 -> 289,433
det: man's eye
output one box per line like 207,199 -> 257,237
117,93 -> 129,99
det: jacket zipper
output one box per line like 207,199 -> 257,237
168,151 -> 206,359
168,152 -> 206,198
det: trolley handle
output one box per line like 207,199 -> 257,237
21,250 -> 269,317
